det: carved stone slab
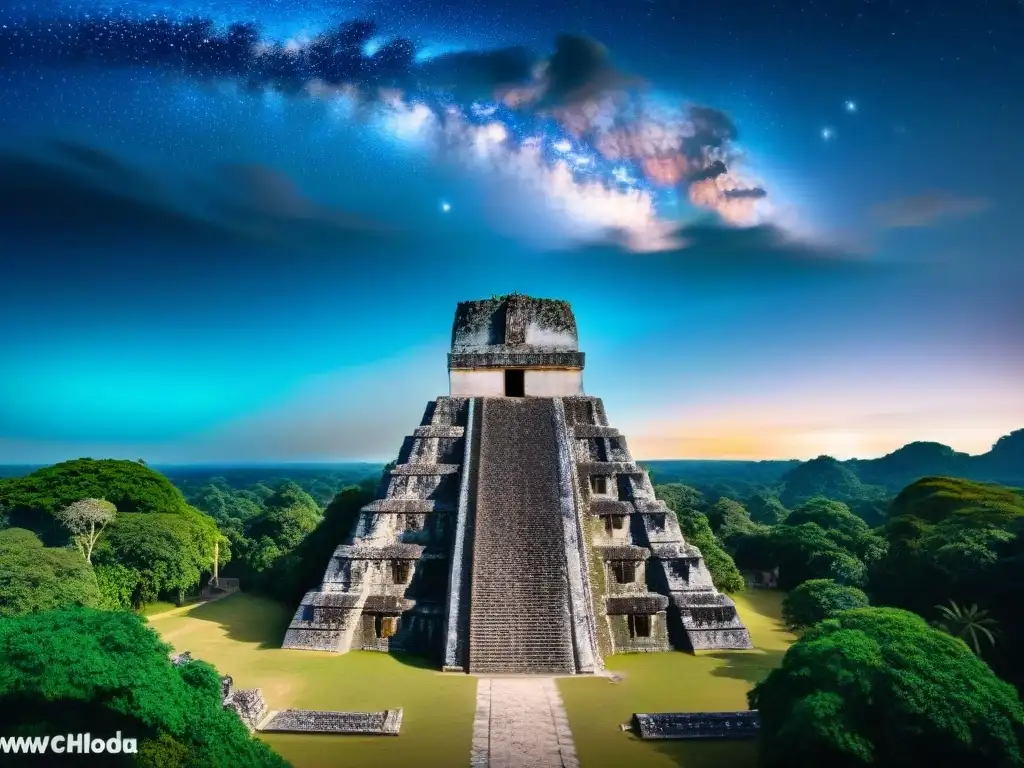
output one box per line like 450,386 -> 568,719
632,711 -> 759,740
259,709 -> 403,735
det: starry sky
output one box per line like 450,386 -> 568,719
0,0 -> 1021,464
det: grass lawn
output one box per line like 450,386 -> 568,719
139,600 -> 180,616
147,593 -> 476,768
558,589 -> 796,768
148,589 -> 793,768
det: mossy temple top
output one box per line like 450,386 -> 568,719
448,294 -> 585,398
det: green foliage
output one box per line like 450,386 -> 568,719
0,459 -> 189,537
0,607 -> 290,768
746,491 -> 789,525
707,497 -> 747,530
778,456 -> 872,508
872,477 -> 1024,614
655,483 -> 706,514
781,579 -> 869,630
889,476 -> 1024,527
94,562 -> 139,610
95,512 -> 216,606
680,512 -> 746,593
263,484 -> 374,604
655,484 -> 745,592
750,607 -> 1024,768
0,528 -> 102,617
768,498 -> 885,590
136,734 -> 190,768
248,482 -> 321,549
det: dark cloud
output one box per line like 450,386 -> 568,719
417,47 -> 536,100
46,139 -> 159,197
0,17 -> 638,111
0,16 -> 529,99
539,34 -> 638,106
0,141 -> 395,250
688,159 -> 729,182
873,192 -> 990,229
567,221 -> 876,280
723,187 -> 768,199
685,106 -> 739,150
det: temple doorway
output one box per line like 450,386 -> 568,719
504,369 -> 525,397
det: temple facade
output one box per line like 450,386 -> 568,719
282,294 -> 752,672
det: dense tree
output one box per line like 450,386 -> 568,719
189,484 -> 262,526
263,484 -> 374,604
0,607 -> 289,767
781,578 -> 869,630
750,607 -> 1024,768
94,562 -> 139,610
745,491 -> 789,525
768,498 -> 885,590
778,456 -> 867,507
655,483 -> 706,514
233,482 -> 322,589
54,497 -> 116,562
95,509 -> 219,606
871,477 -> 1024,614
0,528 -> 101,617
0,459 -> 190,537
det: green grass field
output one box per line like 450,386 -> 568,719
559,589 -> 795,768
148,589 -> 793,768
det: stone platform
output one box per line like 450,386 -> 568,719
259,709 -> 403,735
632,710 -> 760,740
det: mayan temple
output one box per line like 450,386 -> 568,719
283,294 -> 752,672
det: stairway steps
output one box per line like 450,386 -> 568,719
468,398 -> 576,675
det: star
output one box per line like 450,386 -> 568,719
844,100 -> 857,113
821,127 -> 835,141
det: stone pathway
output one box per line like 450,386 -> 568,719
471,678 -> 579,768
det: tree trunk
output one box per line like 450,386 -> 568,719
86,521 -> 95,563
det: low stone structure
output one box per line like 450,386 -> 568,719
203,576 -> 241,599
283,294 -> 751,670
632,711 -> 760,740
260,709 -> 403,735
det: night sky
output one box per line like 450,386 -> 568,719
0,0 -> 1021,464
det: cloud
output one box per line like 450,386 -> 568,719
873,192 -> 990,229
0,13 -> 774,248
564,220 -> 876,278
0,142 -> 395,249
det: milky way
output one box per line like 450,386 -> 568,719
0,13 -> 772,250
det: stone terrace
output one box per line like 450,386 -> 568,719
562,395 -> 752,652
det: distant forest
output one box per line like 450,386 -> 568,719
3,428 -> 1019,524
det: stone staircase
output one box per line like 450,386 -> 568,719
468,398 -> 576,674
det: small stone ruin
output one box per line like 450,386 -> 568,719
632,711 -> 760,740
223,684 -> 270,732
260,709 -> 404,736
